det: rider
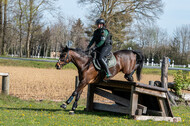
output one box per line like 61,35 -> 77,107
87,18 -> 112,78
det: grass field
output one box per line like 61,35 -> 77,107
0,58 -> 179,75
0,58 -> 189,125
0,95 -> 189,126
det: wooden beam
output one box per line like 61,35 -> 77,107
157,97 -> 167,116
93,103 -> 130,114
137,104 -> 147,114
94,87 -> 130,107
96,80 -> 135,90
86,84 -> 95,111
134,115 -> 181,122
135,82 -> 167,92
135,87 -> 166,98
130,86 -> 139,116
147,110 -> 164,116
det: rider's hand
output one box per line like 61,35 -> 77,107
91,47 -> 96,51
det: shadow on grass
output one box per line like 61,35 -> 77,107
64,108 -> 129,119
0,106 -> 129,118
0,107 -> 62,112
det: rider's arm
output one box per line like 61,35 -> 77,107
87,37 -> 95,49
96,29 -> 108,47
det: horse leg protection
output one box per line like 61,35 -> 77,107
66,91 -> 77,104
72,93 -> 81,111
72,101 -> 77,111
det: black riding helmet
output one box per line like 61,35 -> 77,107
95,18 -> 105,25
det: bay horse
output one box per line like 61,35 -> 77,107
55,46 -> 143,112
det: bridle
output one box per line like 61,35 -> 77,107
58,50 -> 70,66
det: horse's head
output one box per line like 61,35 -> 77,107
55,46 -> 70,70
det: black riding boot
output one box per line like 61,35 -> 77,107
99,59 -> 112,78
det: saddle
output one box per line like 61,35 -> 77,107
92,51 -> 116,71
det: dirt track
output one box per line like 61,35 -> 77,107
0,66 -> 174,101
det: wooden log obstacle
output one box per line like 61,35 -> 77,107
0,73 -> 10,95
83,79 -> 181,122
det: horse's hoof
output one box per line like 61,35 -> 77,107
60,103 -> 67,109
69,111 -> 75,115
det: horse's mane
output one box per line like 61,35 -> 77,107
69,48 -> 89,57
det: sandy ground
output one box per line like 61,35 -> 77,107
0,66 -> 174,101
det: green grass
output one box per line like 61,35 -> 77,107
141,68 -> 179,75
0,59 -> 76,69
0,58 -> 179,76
0,95 -> 189,126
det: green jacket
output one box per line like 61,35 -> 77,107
87,28 -> 109,49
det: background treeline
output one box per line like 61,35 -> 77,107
0,0 -> 189,65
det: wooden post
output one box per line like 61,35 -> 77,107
86,84 -> 95,111
1,73 -> 10,95
161,57 -> 169,89
130,85 -> 139,117
149,81 -> 154,86
161,57 -> 176,106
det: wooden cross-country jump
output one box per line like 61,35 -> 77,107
82,57 -> 181,122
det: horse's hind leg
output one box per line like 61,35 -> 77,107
124,74 -> 134,82
124,70 -> 135,82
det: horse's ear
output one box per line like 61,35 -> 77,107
61,44 -> 64,49
65,45 -> 68,50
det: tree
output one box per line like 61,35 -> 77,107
134,24 -> 168,61
1,0 -> 7,55
23,0 -> 57,58
78,0 -> 164,49
71,18 -> 87,49
173,25 -> 190,64
0,0 -> 2,55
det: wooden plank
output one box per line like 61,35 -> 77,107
135,82 -> 167,92
130,86 -> 139,116
165,94 -> 174,117
135,87 -> 166,98
86,84 -> 95,111
147,110 -> 164,116
93,103 -> 130,114
134,115 -> 181,122
157,98 -> 167,116
137,104 -> 147,114
96,80 -> 134,90
94,87 -> 130,107
0,73 -> 9,76
136,109 -> 143,115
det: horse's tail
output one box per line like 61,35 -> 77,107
133,50 -> 144,81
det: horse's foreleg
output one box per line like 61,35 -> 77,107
71,81 -> 86,111
60,91 -> 77,109
72,90 -> 82,111
60,81 -> 87,111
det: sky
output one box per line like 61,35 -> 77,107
57,0 -> 190,35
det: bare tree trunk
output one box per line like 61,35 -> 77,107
0,0 -> 2,55
19,0 -> 23,57
2,0 -> 7,55
26,0 -> 33,58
